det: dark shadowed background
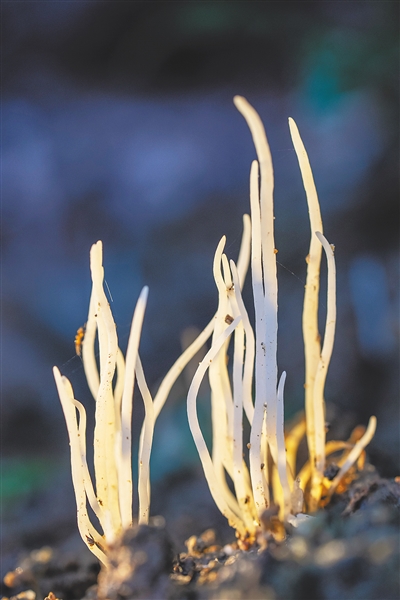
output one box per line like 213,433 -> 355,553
1,0 -> 399,572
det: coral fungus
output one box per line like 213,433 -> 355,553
186,96 -> 376,544
54,96 -> 376,565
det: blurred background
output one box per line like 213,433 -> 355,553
2,0 -> 399,571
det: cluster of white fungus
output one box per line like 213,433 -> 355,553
53,241 -> 230,565
186,96 -> 376,542
54,96 -> 376,563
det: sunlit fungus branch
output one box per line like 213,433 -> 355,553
288,118 -> 323,500
235,96 -> 279,505
209,236 -> 238,516
53,367 -> 108,566
327,416 -> 377,497
187,316 -> 247,538
150,213 -> 251,423
117,286 -> 149,530
309,231 -> 337,506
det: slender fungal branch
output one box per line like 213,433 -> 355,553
328,416 -> 377,496
309,232 -> 337,505
289,117 -> 323,485
118,286 -> 149,530
187,316 -> 247,538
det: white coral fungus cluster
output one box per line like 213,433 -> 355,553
54,96 -> 376,562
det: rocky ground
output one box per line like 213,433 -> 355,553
3,468 -> 399,600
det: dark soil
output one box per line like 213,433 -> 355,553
3,469 -> 400,600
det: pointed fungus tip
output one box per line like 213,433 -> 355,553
288,117 -> 298,133
233,95 -> 247,110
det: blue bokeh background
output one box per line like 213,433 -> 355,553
2,0 -> 398,562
